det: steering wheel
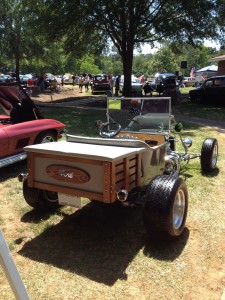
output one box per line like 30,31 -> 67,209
99,122 -> 121,138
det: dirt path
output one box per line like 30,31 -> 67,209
30,85 -> 86,103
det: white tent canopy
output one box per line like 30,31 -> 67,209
195,65 -> 218,73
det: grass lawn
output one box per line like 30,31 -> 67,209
0,104 -> 225,299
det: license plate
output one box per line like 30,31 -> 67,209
58,193 -> 82,208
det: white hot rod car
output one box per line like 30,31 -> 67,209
18,97 -> 218,240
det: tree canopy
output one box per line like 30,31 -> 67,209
0,0 -> 224,93
41,0 -> 219,95
0,0 -> 50,80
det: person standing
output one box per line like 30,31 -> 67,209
84,75 -> 90,92
72,74 -> 75,86
115,75 -> 121,96
38,73 -> 45,91
78,75 -> 84,92
61,74 -> 64,87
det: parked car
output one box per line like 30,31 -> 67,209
45,73 -> 55,81
154,73 -> 182,103
182,77 -> 197,87
119,75 -> 143,96
0,82 -> 65,168
20,74 -> 33,85
0,74 -> 14,83
189,75 -> 225,105
54,75 -> 63,84
181,76 -> 203,88
18,97 -> 218,240
91,74 -> 111,94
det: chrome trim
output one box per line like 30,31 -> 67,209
0,153 -> 27,168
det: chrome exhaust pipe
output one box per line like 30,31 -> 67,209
17,173 -> 28,182
117,189 -> 128,202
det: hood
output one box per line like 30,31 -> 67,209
0,82 -> 44,123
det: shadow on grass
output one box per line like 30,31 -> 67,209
21,207 -> 65,223
0,160 -> 27,182
19,201 -> 189,286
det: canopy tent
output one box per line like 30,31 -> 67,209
195,65 -> 218,73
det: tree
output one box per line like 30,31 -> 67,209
0,0 -> 49,80
216,0 -> 225,46
147,46 -> 179,76
41,0 -> 217,95
79,55 -> 102,74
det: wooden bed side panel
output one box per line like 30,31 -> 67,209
26,152 -> 144,204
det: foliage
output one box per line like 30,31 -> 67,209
34,0 -> 219,96
0,0 -> 223,82
216,0 -> 225,45
147,46 -> 180,76
132,54 -> 152,78
0,0 -> 49,79
79,55 -> 102,75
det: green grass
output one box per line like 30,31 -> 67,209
172,99 -> 225,122
1,104 -> 225,299
40,106 -> 106,137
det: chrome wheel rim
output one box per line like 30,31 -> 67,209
41,135 -> 55,143
43,191 -> 58,203
173,189 -> 186,230
212,144 -> 218,167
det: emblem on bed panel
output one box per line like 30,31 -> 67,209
46,165 -> 90,184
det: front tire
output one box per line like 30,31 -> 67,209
35,131 -> 56,144
143,175 -> 188,239
201,138 -> 218,173
23,179 -> 60,210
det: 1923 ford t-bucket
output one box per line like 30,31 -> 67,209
18,97 -> 218,240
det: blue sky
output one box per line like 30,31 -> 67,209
137,40 -> 220,55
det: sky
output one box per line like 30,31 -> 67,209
137,40 -> 220,55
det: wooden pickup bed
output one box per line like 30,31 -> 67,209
24,135 -> 166,203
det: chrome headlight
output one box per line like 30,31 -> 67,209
183,138 -> 192,148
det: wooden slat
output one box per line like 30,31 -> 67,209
103,162 -> 111,202
129,158 -> 137,167
137,153 -> 143,185
129,173 -> 136,183
115,180 -> 125,190
115,163 -> 125,173
115,171 -> 125,182
118,158 -> 128,190
129,165 -> 136,175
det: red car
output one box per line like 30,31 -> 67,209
91,74 -> 112,94
0,82 -> 65,168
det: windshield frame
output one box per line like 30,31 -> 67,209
106,97 -> 172,135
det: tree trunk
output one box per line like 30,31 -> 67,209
121,46 -> 134,97
15,56 -> 20,83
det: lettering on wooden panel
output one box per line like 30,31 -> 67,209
46,165 -> 90,184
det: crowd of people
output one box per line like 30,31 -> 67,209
21,72 -> 187,97
78,75 -> 91,93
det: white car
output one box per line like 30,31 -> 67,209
119,75 -> 143,96
182,76 -> 203,87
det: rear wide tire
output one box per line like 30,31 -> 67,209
143,175 -> 188,239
